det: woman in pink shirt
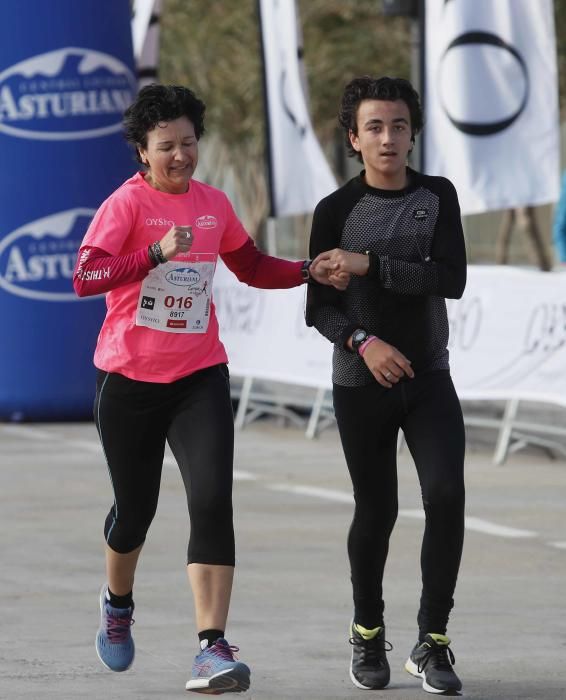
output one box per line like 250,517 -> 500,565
74,84 -> 346,694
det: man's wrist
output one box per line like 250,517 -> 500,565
358,335 -> 377,357
350,328 -> 369,354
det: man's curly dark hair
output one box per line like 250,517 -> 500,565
339,76 -> 423,162
123,84 -> 206,163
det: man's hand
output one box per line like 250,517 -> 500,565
310,258 -> 350,290
160,225 -> 193,260
312,248 -> 369,277
360,337 -> 414,388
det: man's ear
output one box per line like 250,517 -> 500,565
349,129 -> 360,152
408,134 -> 415,155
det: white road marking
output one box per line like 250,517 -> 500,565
269,483 -> 353,503
1,427 -> 258,481
163,455 -> 256,481
0,424 -> 548,542
463,515 -> 535,538
549,541 -> 566,550
0,425 -> 60,440
269,484 -> 537,539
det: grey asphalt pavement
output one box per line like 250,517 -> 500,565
0,418 -> 564,700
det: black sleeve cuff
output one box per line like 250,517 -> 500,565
339,322 -> 361,351
366,251 -> 380,279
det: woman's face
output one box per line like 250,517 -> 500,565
138,116 -> 198,194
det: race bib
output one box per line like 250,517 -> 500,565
136,254 -> 216,333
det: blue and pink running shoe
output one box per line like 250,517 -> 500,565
95,584 -> 135,672
186,638 -> 250,694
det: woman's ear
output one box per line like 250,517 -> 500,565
138,145 -> 148,166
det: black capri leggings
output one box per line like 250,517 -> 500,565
333,369 -> 465,636
93,363 -> 235,565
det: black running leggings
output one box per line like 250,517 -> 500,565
333,370 -> 465,636
93,364 -> 235,565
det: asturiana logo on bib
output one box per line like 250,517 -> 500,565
0,208 -> 95,301
165,267 -> 201,288
0,47 -> 137,141
196,215 -> 217,229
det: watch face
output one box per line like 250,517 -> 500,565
353,330 -> 367,344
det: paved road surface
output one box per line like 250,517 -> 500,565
1,420 -> 564,699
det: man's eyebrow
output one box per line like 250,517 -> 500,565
364,117 -> 409,127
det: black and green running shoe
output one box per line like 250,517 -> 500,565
405,633 -> 462,695
348,620 -> 392,690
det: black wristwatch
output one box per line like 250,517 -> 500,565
351,328 -> 369,354
301,259 -> 312,282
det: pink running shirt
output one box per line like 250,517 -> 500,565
82,172 -> 249,382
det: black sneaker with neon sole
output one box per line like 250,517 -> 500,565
349,621 -> 392,690
405,633 -> 462,695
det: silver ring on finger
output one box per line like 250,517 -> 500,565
384,371 -> 392,380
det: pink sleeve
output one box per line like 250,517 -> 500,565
218,195 -> 255,254
82,190 -> 134,255
221,237 -> 304,289
73,245 -> 154,297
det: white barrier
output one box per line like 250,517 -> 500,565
214,263 -> 566,463
447,267 -> 566,406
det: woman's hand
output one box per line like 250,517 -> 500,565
159,225 -> 193,260
361,337 -> 414,388
312,249 -> 369,277
310,259 -> 350,290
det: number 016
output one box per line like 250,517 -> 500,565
164,295 -> 193,309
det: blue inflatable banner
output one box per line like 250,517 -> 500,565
0,0 -> 137,419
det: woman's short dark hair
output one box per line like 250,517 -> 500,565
123,84 -> 206,163
339,76 -> 423,161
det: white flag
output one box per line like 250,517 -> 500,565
258,0 -> 338,217
132,0 -> 161,87
424,0 -> 560,215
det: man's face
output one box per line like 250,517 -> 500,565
349,99 -> 413,185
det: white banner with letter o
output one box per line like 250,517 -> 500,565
258,0 -> 337,217
424,0 -> 559,214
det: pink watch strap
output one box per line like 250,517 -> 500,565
359,335 -> 378,356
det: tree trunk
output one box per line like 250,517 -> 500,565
517,206 -> 552,271
496,208 -> 551,271
495,209 -> 515,264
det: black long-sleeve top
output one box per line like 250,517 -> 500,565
306,168 -> 467,386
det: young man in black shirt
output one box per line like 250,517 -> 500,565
307,76 -> 466,695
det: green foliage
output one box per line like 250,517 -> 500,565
160,0 -> 566,144
160,1 -> 263,158
299,1 -> 411,142
160,0 -> 411,153
158,0 -> 566,234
